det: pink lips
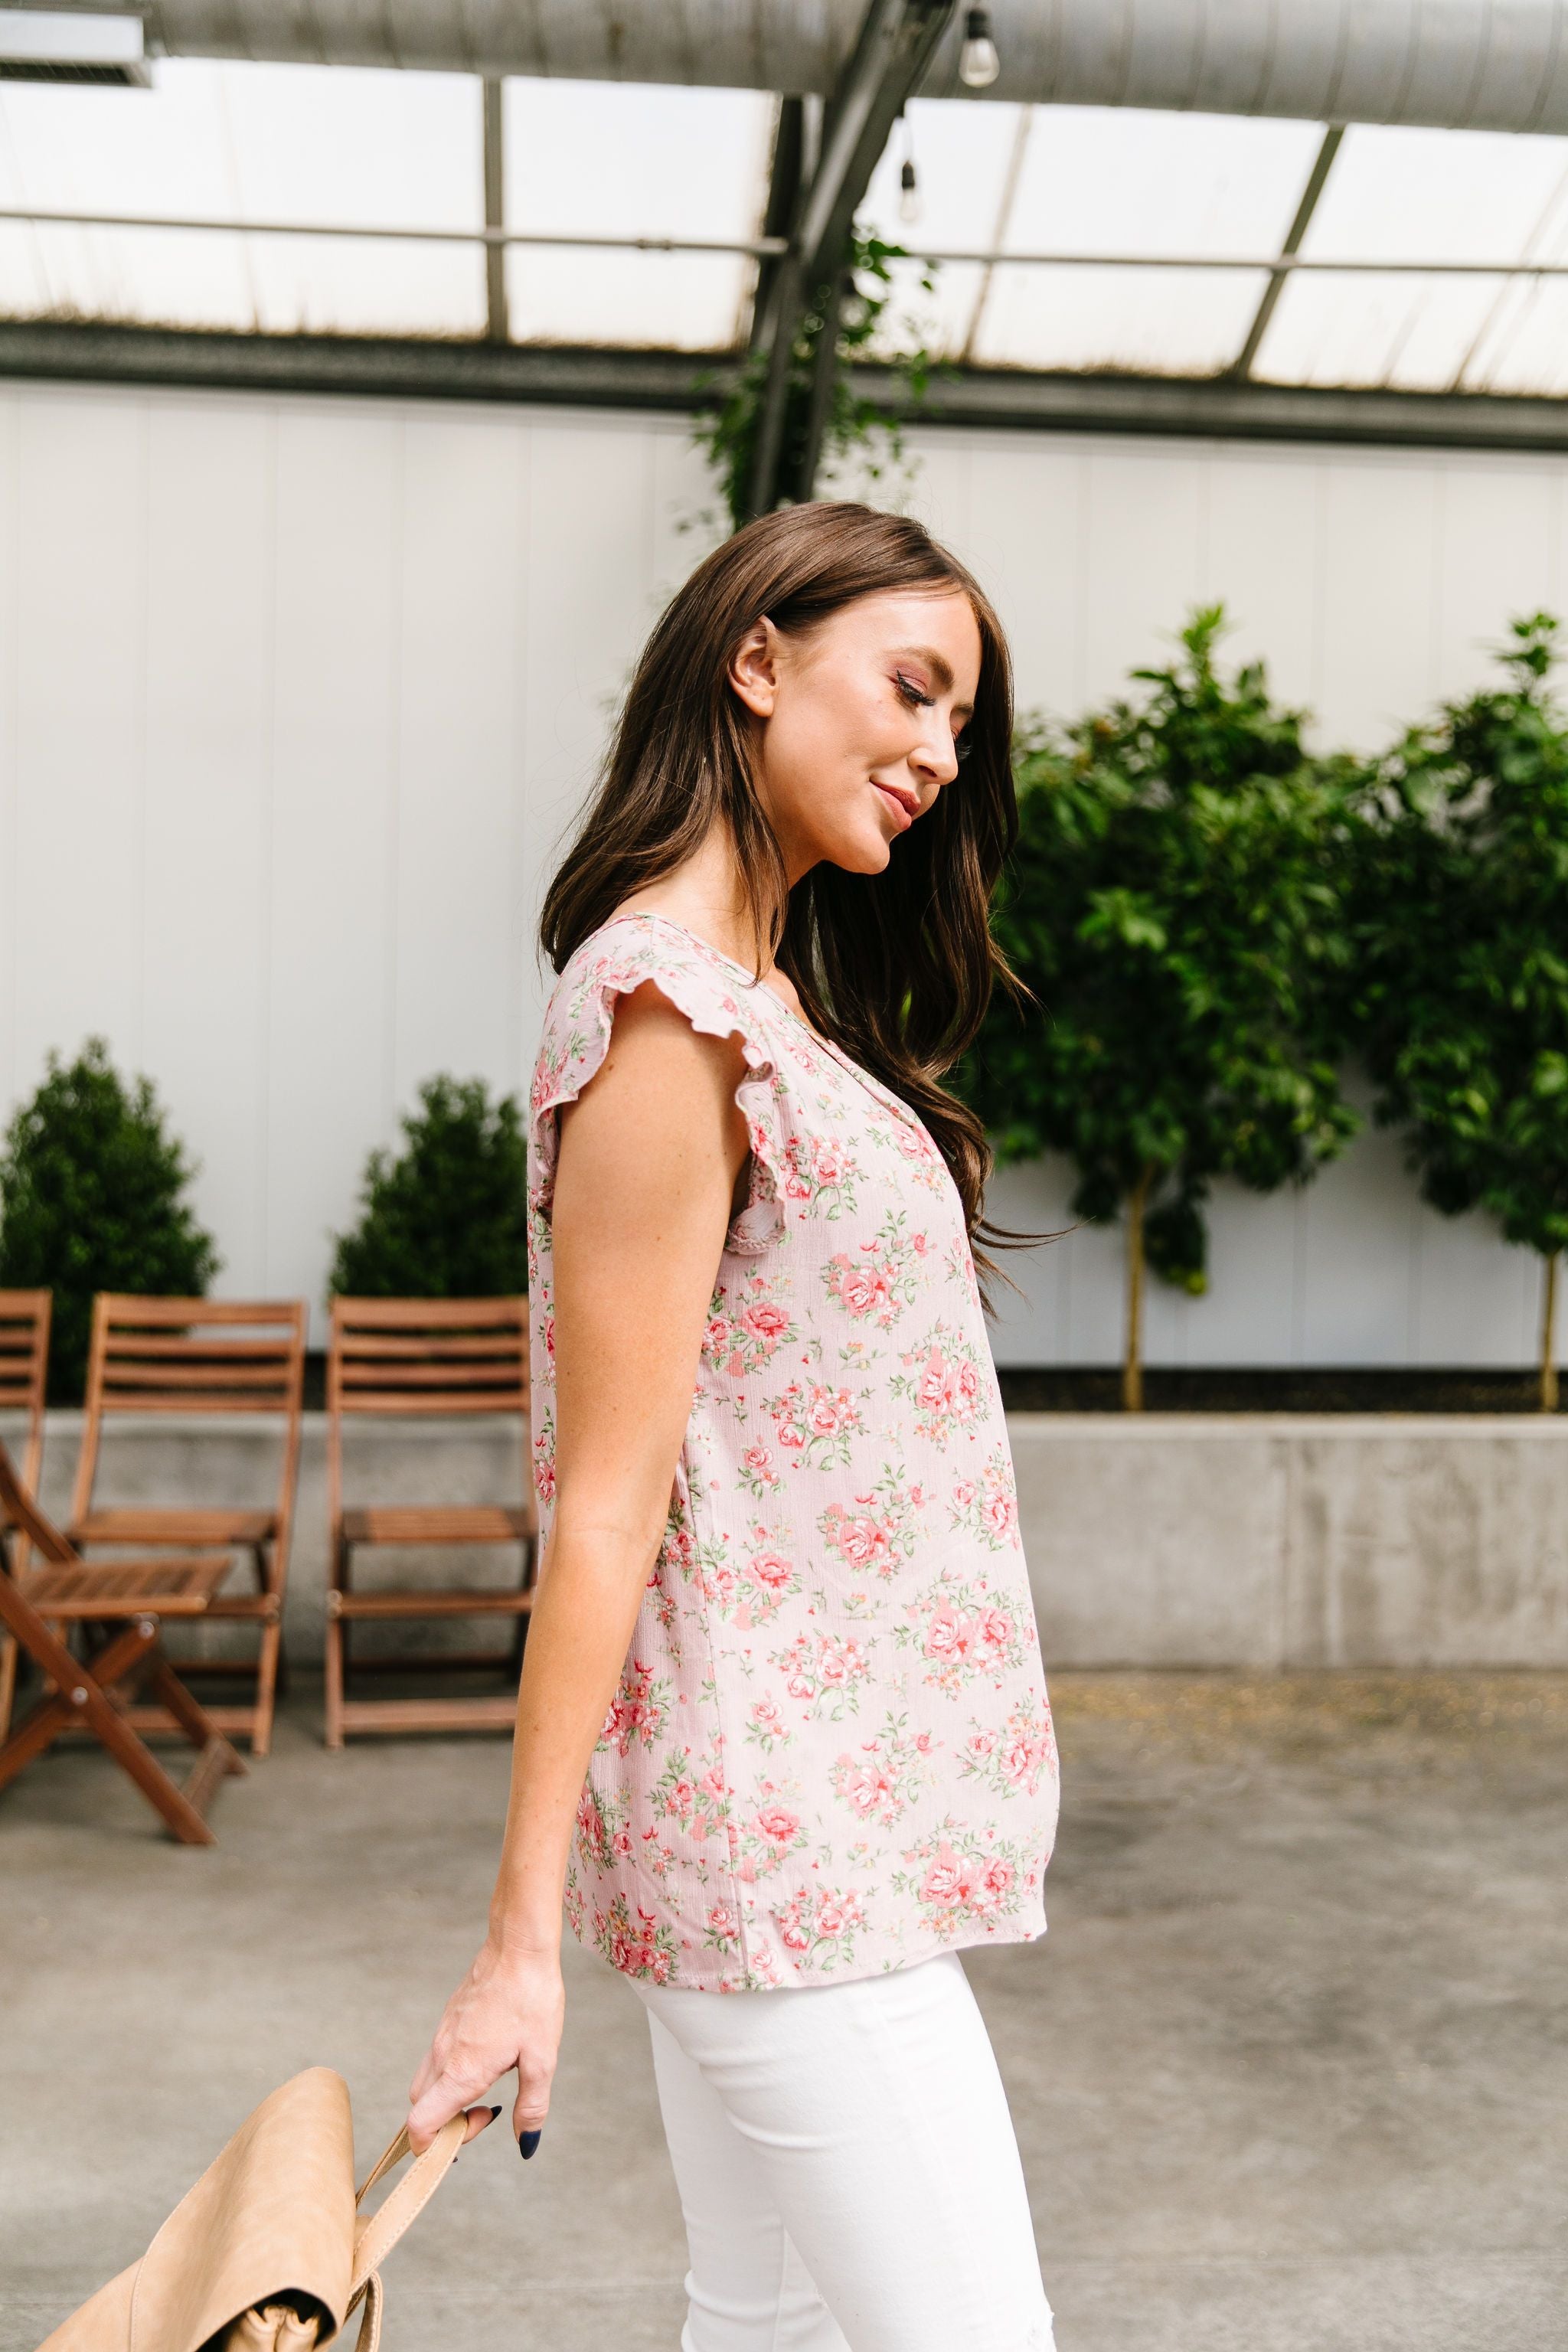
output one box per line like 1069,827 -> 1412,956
872,781 -> 915,831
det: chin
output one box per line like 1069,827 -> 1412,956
824,836 -> 893,877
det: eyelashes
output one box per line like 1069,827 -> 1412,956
894,668 -> 973,764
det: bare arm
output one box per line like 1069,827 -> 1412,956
407,982 -> 750,2152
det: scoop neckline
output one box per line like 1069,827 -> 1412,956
609,908 -> 837,1050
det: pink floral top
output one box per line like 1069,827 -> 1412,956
528,910 -> 1059,1991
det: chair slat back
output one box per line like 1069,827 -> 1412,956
328,1298 -> 529,1417
71,1295 -> 309,1530
326,1298 -> 530,1523
0,1291 -> 50,1500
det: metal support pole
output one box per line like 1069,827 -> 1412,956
790,266 -> 850,502
482,77 -> 508,345
743,0 -> 955,521
751,95 -> 805,352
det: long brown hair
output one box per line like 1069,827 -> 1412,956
539,501 -> 1033,1308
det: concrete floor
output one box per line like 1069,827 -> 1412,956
2,1672 -> 1566,2352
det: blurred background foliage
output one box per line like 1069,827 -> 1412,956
328,1075 -> 529,1302
965,608 -> 1568,1409
1348,615 -> 1568,1410
0,1040 -> 219,1403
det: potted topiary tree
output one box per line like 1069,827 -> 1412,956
964,609 -> 1360,1409
329,1075 -> 529,1298
0,1039 -> 219,1403
1349,614 -> 1568,1411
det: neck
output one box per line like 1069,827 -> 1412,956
616,829 -> 795,975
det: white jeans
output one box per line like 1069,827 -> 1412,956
632,1951 -> 1054,2352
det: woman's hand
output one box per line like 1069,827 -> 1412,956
406,1936 -> 566,2155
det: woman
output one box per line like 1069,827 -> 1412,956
407,501 -> 1060,2350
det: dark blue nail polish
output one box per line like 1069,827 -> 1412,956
518,2129 -> 542,2161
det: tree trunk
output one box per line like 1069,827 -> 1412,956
1540,1251 -> 1561,1414
1122,1164 -> 1155,1413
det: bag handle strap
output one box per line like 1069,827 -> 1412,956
349,2115 -> 466,2294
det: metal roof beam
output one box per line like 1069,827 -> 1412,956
481,77 -> 507,344
13,322 -> 1568,456
1230,123 -> 1344,383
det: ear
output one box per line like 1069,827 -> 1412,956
728,618 -> 780,719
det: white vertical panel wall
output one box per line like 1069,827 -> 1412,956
0,375 -> 1560,1364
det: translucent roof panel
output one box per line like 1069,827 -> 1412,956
1254,270 -> 1508,392
1297,124 -> 1568,265
857,100 -> 1021,358
0,220 -> 253,329
0,57 -> 483,332
860,98 -> 1021,249
504,79 -> 769,244
501,77 -> 769,347
12,65 -> 1568,391
505,247 -> 749,351
1462,274 -> 1568,394
1001,107 -> 1322,260
1254,121 -> 1568,393
976,260 -> 1269,376
0,57 -> 480,227
969,106 -> 1315,371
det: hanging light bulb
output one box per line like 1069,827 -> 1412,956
959,5 -> 1000,87
899,155 -> 921,225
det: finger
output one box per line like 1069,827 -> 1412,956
511,2068 -> 553,2142
462,2104 -> 503,2145
407,2040 -> 447,2109
407,2073 -> 480,2155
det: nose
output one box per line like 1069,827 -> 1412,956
911,714 -> 960,793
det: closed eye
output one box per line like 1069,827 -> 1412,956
893,669 -> 934,710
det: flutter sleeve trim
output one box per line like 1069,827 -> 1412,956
528,933 -> 789,1257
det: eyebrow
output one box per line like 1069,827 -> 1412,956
891,645 -> 974,718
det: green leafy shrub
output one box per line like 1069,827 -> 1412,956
329,1076 -> 528,1299
1349,615 -> 1568,1410
0,1039 -> 219,1403
963,609 -> 1360,1408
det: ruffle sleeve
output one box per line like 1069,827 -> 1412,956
528,931 -> 790,1257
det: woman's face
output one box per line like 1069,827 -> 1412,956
729,587 -> 983,882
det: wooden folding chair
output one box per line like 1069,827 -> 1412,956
0,1443 -> 244,1844
325,1297 -> 537,1746
68,1296 -> 308,1756
0,1289 -> 51,1737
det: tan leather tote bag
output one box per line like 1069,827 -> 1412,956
33,2068 -> 465,2352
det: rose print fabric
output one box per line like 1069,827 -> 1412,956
528,909 -> 1059,1991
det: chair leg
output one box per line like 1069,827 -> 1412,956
145,1658 -> 247,1775
0,1630 -> 17,1744
85,1647 -> 218,1847
258,1546 -> 291,1698
0,1621 -> 151,1788
250,1613 -> 282,1760
0,1619 -> 217,1844
324,1534 -> 351,1751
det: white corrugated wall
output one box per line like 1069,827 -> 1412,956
0,377 -> 1558,1363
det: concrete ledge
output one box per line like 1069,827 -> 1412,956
1010,1414 -> 1568,1668
6,1411 -> 1566,1671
